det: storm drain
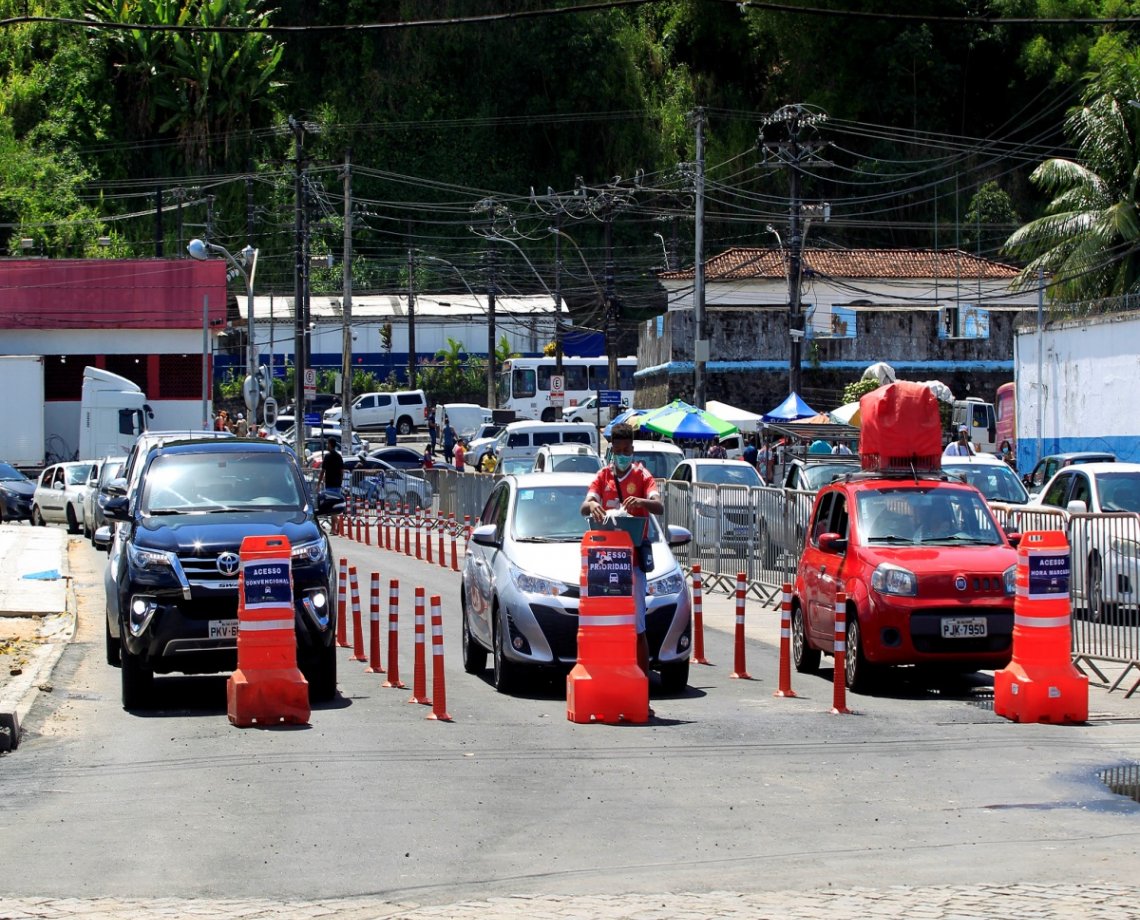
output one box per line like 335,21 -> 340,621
1098,764 -> 1140,804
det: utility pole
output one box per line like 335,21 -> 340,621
760,104 -> 829,398
341,149 -> 354,451
604,209 -> 618,393
486,244 -> 497,409
155,187 -> 164,258
407,227 -> 417,389
553,211 -> 564,420
692,108 -> 708,409
289,115 -> 306,461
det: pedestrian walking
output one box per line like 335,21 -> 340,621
442,418 -> 456,464
427,415 -> 439,456
943,425 -> 975,457
234,413 -> 249,437
318,437 -> 344,494
454,438 -> 466,473
385,418 -> 398,447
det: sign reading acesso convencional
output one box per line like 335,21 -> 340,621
242,560 -> 293,608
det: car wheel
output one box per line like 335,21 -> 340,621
756,520 -> 775,568
461,595 -> 488,674
120,643 -> 154,710
791,605 -> 820,672
492,605 -> 518,694
1085,554 -> 1112,623
844,613 -> 874,693
300,641 -> 338,703
66,504 -> 80,535
83,514 -> 92,539
540,407 -> 555,423
31,505 -> 45,527
105,614 -> 121,667
397,416 -> 414,436
658,658 -> 690,694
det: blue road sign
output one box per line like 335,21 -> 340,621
304,413 -> 322,425
599,389 -> 622,406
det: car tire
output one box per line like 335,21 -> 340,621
83,515 -> 92,539
658,658 -> 690,694
66,504 -> 80,535
844,613 -> 874,693
120,643 -> 154,710
1086,554 -> 1107,623
31,505 -> 45,527
105,615 -> 121,667
791,604 -> 820,673
540,407 -> 555,423
492,605 -> 518,694
300,641 -> 338,703
461,595 -> 488,674
397,416 -> 414,436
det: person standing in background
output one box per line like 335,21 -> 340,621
454,438 -> 466,473
442,418 -> 456,464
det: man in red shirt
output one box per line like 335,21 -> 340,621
580,422 -> 663,678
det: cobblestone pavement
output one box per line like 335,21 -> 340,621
3,884 -> 1140,920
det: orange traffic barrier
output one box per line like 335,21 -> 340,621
566,528 -> 649,724
831,591 -> 852,714
426,595 -> 453,722
349,566 -> 366,662
365,572 -> 384,674
775,583 -> 797,698
403,504 -> 413,557
415,507 -> 424,559
690,565 -> 709,665
450,516 -> 460,572
994,530 -> 1087,724
730,572 -> 751,679
363,503 -> 371,545
437,512 -> 446,568
384,502 -> 392,550
424,508 -> 432,562
383,579 -> 406,689
227,535 -> 310,727
464,515 -> 471,553
394,504 -> 402,553
335,558 -> 349,648
408,586 -> 430,704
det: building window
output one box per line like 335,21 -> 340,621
158,354 -> 204,398
44,355 -> 97,401
103,355 -> 148,391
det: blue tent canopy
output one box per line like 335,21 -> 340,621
761,391 -> 818,423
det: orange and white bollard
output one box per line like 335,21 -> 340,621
384,502 -> 392,551
403,504 -> 413,558
831,591 -> 852,714
691,565 -> 710,665
382,579 -> 405,689
437,511 -> 446,568
464,515 -> 472,552
424,509 -> 433,563
730,572 -> 751,679
774,583 -> 797,698
363,502 -> 371,545
408,586 -> 430,704
335,558 -> 349,648
394,503 -> 402,553
365,572 -> 384,674
415,506 -> 424,560
426,594 -> 453,722
349,566 -> 366,663
450,516 -> 460,572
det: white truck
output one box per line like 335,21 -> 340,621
0,355 -> 46,467
78,367 -> 152,460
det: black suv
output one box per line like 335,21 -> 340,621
97,438 -> 342,709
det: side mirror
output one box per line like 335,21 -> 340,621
1006,531 -> 1021,548
819,532 -> 848,554
666,525 -> 692,547
104,477 -> 128,497
103,495 -> 130,521
53,481 -> 65,491
1066,499 -> 1088,514
93,524 -> 114,551
471,524 -> 500,548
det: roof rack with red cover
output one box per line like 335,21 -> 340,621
859,381 -> 942,473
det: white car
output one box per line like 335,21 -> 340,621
941,453 -> 1029,505
531,443 -> 604,474
563,394 -> 627,424
668,458 -> 766,557
81,455 -> 126,541
1035,461 -> 1140,616
32,460 -> 96,532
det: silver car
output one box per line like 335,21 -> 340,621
82,455 -> 126,543
461,472 -> 693,694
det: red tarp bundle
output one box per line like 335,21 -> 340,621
859,381 -> 942,472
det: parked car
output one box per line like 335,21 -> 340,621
792,473 -> 1018,691
1034,461 -> 1140,616
942,453 -> 1030,506
324,389 -> 427,434
32,460 -> 96,532
82,455 -> 126,541
563,394 -> 628,424
349,457 -> 434,510
95,438 -> 342,708
466,423 -> 505,470
1022,451 -> 1115,496
356,446 -> 431,471
668,458 -> 766,556
0,462 -> 36,523
602,439 -> 685,480
461,472 -> 693,693
531,443 -> 604,474
772,455 -> 861,558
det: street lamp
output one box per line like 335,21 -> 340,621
187,238 -> 260,423
421,252 -> 497,408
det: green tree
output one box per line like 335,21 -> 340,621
1004,42 -> 1140,301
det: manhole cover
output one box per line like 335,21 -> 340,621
1098,764 -> 1140,803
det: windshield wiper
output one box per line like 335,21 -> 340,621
920,534 -> 997,545
868,535 -> 913,543
515,536 -> 572,543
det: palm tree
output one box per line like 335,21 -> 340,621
1004,45 -> 1140,302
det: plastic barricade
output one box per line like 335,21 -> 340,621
994,531 -> 1088,724
227,535 -> 310,727
566,528 -> 649,724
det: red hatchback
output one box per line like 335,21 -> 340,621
792,474 -> 1019,691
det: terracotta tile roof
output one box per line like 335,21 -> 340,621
661,247 -> 1020,282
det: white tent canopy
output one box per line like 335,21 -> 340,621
706,400 -> 762,432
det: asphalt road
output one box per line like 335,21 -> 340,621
1,535 -> 1138,908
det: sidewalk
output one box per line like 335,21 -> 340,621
0,524 -> 74,750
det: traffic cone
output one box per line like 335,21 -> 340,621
424,508 -> 432,563
831,591 -> 852,714
383,579 -> 405,689
450,516 -> 460,572
730,572 -> 751,679
408,587 -> 430,704
437,511 -> 446,568
426,595 -> 453,722
349,566 -> 366,663
691,565 -> 710,665
403,504 -> 412,557
335,558 -> 349,648
416,506 -> 424,560
365,572 -> 384,673
775,583 -> 797,698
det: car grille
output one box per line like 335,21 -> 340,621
724,509 -> 752,527
530,603 -> 578,659
170,597 -> 240,621
909,609 -> 1013,654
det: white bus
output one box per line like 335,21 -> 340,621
497,356 -> 637,422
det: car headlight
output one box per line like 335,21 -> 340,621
648,569 -> 685,597
291,538 -> 327,565
1003,564 -> 1017,596
871,562 -> 917,597
509,563 -> 568,596
126,543 -> 176,571
1110,537 -> 1140,560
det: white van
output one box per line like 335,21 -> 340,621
493,421 -> 599,475
324,389 -> 427,434
435,403 -> 491,441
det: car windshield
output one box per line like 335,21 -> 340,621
141,452 -> 304,513
512,484 -> 660,543
550,454 -> 603,473
691,463 -> 763,487
67,464 -> 94,485
946,464 -> 1029,504
802,462 -> 858,490
501,457 -> 535,475
0,463 -> 28,481
1096,472 -> 1140,512
633,450 -> 683,479
856,487 -> 1003,546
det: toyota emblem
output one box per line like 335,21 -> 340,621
954,575 -> 967,591
217,552 -> 241,577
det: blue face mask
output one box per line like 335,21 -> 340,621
613,453 -> 633,473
